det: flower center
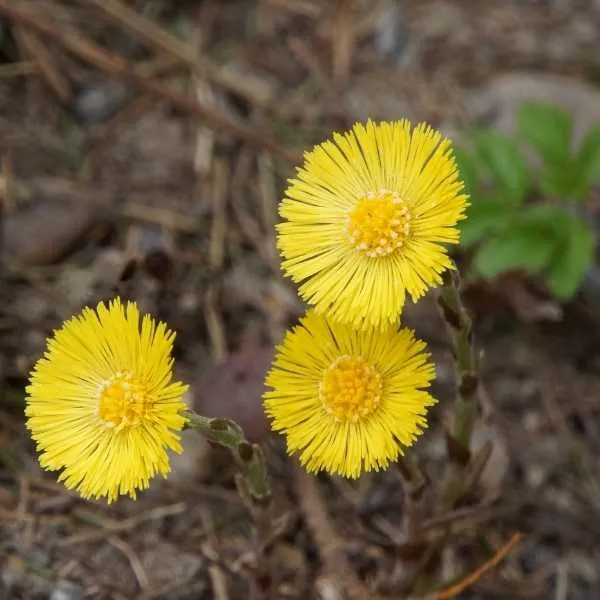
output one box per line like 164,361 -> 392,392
98,372 -> 151,427
319,355 -> 383,423
348,190 -> 411,257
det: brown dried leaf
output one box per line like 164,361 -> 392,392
2,199 -> 105,266
194,347 -> 273,443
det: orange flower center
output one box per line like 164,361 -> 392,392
319,355 -> 383,423
348,190 -> 411,257
98,372 -> 151,427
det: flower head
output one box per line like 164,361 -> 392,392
277,119 -> 468,329
26,299 -> 188,502
263,310 -> 436,478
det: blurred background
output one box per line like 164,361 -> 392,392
1,1 -> 600,599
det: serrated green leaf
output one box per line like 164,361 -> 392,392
473,221 -> 557,279
517,102 -> 573,166
472,130 -> 530,205
546,213 -> 594,299
519,202 -> 568,227
459,197 -> 512,246
538,161 -> 589,202
577,123 -> 600,185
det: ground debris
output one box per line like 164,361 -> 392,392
1,1 -> 600,599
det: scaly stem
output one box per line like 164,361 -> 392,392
184,410 -> 270,502
436,269 -> 479,455
185,411 -> 272,597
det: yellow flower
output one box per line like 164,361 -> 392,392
263,310 -> 436,478
26,299 -> 188,502
277,119 -> 468,329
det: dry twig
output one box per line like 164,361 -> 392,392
107,535 -> 151,593
0,1 -> 300,164
293,466 -> 380,600
14,27 -> 72,102
434,532 -> 523,599
81,0 -> 275,107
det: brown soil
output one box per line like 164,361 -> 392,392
1,1 -> 600,599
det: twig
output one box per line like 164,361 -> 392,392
122,202 -> 201,233
194,75 -> 216,177
81,0 -> 275,107
330,0 -> 355,89
397,456 -> 428,541
257,152 -> 279,266
263,0 -> 322,18
204,160 -> 228,361
204,285 -> 227,362
198,508 -> 231,600
293,465 -> 379,600
0,1 -> 300,165
434,532 -> 523,599
554,560 -> 569,600
420,500 -> 502,532
0,61 -> 36,77
56,503 -> 187,546
15,26 -> 72,102
230,149 -> 280,271
209,160 -> 228,272
108,536 -> 151,593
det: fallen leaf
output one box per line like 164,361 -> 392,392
2,190 -> 108,266
194,347 -> 273,443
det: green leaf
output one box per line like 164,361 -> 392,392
473,220 -> 557,279
517,102 -> 573,166
546,213 -> 594,299
452,147 -> 479,195
538,160 -> 590,202
472,130 -> 530,205
577,123 -> 600,185
519,202 -> 567,226
459,196 -> 512,246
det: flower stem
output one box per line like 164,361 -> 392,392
437,269 -> 479,455
184,410 -> 270,502
185,411 -> 273,597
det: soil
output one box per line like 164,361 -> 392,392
1,1 -> 600,599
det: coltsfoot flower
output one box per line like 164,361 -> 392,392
263,310 -> 436,478
277,119 -> 468,330
26,299 -> 188,502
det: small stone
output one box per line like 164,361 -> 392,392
523,410 -> 541,433
50,580 -> 84,600
73,80 -> 129,124
374,1 -> 410,63
141,542 -> 203,589
526,463 -> 546,488
1,555 -> 25,593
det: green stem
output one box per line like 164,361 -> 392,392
184,410 -> 270,502
437,269 -> 479,455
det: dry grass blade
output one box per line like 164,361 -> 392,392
198,508 -> 231,600
15,26 -> 72,102
81,0 -> 276,106
330,0 -> 355,88
0,1 -> 300,165
107,536 -> 151,593
433,532 -> 523,600
0,61 -> 36,77
293,466 -> 380,600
